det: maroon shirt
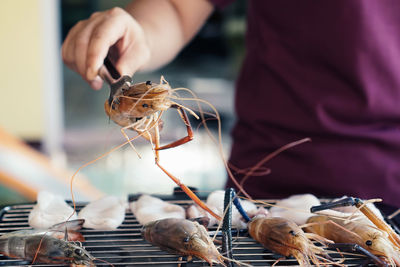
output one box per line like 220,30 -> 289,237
210,1 -> 400,206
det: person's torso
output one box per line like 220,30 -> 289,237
228,1 -> 400,206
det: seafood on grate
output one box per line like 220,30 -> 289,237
78,195 -> 127,230
269,194 -> 321,225
104,76 -> 221,221
0,220 -> 94,266
248,216 -> 331,266
142,218 -> 226,266
130,194 -> 185,225
306,208 -> 400,266
29,191 -> 77,229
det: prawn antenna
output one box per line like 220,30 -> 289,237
67,126 -> 158,221
169,87 -> 253,199
171,101 -> 199,119
238,137 -> 311,196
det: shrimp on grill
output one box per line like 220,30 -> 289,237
105,76 -> 221,221
306,215 -> 399,266
248,216 -> 331,266
0,221 -> 94,266
141,218 -> 225,266
308,197 -> 400,266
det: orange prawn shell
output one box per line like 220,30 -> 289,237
142,218 -> 224,265
306,215 -> 400,264
248,217 -> 308,257
104,81 -> 169,142
107,81 -> 173,119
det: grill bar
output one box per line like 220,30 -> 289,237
0,201 -> 397,266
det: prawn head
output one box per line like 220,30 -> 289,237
248,217 -> 327,266
142,218 -> 224,266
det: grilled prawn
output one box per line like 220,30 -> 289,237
142,218 -> 225,266
0,229 -> 94,266
248,216 -> 329,266
306,215 -> 400,266
105,77 -> 173,144
105,76 -> 221,221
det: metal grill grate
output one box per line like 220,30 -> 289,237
0,201 -> 397,266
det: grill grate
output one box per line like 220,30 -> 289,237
0,201 -> 396,266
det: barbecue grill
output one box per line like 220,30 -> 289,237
0,195 -> 399,266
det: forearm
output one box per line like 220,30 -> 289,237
125,0 -> 214,71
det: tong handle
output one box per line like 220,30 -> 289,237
103,56 -> 121,80
99,56 -> 121,85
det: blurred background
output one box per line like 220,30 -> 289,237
0,0 -> 246,206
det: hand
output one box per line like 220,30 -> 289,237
62,7 -> 150,90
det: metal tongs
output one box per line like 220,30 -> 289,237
99,56 -> 132,107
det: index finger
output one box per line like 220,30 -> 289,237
85,14 -> 133,81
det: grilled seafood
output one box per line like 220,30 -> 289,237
104,76 -> 221,221
29,191 -> 77,229
105,77 -> 173,144
306,214 -> 400,266
248,216 -> 329,266
130,194 -> 185,225
142,218 -> 225,266
0,222 -> 94,266
78,195 -> 127,230
269,194 -> 321,225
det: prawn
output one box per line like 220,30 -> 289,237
219,192 -> 332,266
141,218 -> 226,266
0,226 -> 94,266
105,76 -> 221,221
248,216 -> 331,266
306,213 -> 400,266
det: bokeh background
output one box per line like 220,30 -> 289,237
0,0 -> 246,206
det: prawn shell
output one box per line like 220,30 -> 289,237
108,81 -> 172,118
24,235 -> 73,263
142,218 -> 223,265
0,234 -> 92,265
306,215 -> 400,265
248,217 -> 307,257
305,215 -> 363,244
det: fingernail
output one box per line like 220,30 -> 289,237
90,76 -> 103,90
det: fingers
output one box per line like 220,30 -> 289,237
62,20 -> 86,73
89,76 -> 104,90
62,12 -> 103,83
73,14 -> 103,79
62,7 -> 150,89
85,12 -> 132,81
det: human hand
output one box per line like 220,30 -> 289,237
62,7 -> 150,90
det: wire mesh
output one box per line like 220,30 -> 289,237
0,200 -> 395,266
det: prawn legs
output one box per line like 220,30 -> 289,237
311,197 -> 400,249
310,197 -> 400,266
153,105 -> 221,221
106,77 -> 221,221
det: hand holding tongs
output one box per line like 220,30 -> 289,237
99,56 -> 133,107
